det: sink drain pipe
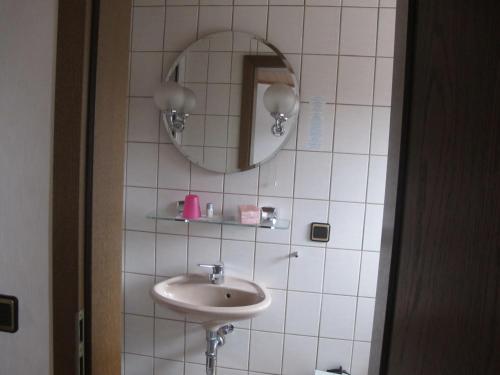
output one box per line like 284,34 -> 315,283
205,324 -> 234,375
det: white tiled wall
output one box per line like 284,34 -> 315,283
123,1 -> 395,374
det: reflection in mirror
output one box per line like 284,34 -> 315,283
153,31 -> 299,174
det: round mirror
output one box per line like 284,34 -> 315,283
154,31 -> 299,174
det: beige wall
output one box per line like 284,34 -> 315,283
0,1 -> 58,374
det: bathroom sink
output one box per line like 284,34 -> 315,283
151,273 -> 271,329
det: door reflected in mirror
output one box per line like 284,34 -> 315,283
154,31 -> 299,174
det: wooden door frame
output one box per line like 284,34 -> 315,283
52,0 -> 131,374
369,0 -> 412,374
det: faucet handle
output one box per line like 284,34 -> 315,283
198,262 -> 224,273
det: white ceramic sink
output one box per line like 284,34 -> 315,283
152,273 -> 271,329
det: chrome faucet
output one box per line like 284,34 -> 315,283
198,262 -> 224,284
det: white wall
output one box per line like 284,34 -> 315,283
123,1 -> 395,375
0,1 -> 57,374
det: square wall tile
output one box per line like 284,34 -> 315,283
301,55 -> 338,103
340,7 -> 378,56
317,338 -> 353,372
206,84 -> 230,115
154,359 -> 184,375
282,334 -> 318,375
291,199 -> 330,247
342,0 -> 378,6
124,354 -> 153,375
132,6 -> 165,51
320,294 -> 357,340
374,58 -> 394,106
306,0 -> 341,4
259,150 -> 296,197
204,115 -> 228,147
235,0 -> 268,4
351,342 -> 371,375
185,323 -> 206,364
297,103 -> 335,152
252,288 -> 286,332
256,196 -> 293,244
380,0 -> 397,7
127,142 -> 158,188
204,147 -> 227,173
268,6 -> 304,54
254,242 -> 290,289
337,56 -> 375,105
294,151 -> 332,199
285,291 -> 321,336
155,318 -> 185,361
128,98 -> 160,143
334,105 -> 372,154
218,369 -> 247,375
363,204 -> 383,251
331,153 -> 369,202
303,7 -> 340,55
208,52 -> 232,83
377,8 -> 396,57
249,331 -> 284,374
164,6 -> 198,51
224,166 -> 259,195
185,51 -> 209,83
124,314 -> 154,355
125,230 -> 156,274
217,329 -> 250,370
130,52 -> 163,97
324,249 -> 361,296
185,363 -> 205,375
233,6 -> 268,37
358,251 -> 380,297
158,144 -> 190,190
185,83 -> 207,115
221,239 -> 255,279
288,245 -> 325,293
180,115 -> 205,146
371,107 -> 391,155
124,273 -> 155,316
354,297 -> 375,341
187,237 -> 221,273
367,155 -> 387,204
328,201 -> 365,250
156,234 -> 188,277
198,6 -> 233,37
190,164 -> 224,193
125,187 -> 157,232
271,0 -> 303,4
201,0 -> 233,5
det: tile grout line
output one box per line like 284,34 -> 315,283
314,0 -> 344,370
349,0 -> 383,370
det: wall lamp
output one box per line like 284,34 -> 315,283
154,81 -> 196,134
263,83 -> 299,137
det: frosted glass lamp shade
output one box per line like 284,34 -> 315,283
263,83 -> 298,115
154,81 -> 185,111
182,87 -> 196,113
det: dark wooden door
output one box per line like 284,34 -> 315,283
374,1 -> 500,374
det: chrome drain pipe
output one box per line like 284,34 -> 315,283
205,324 -> 234,375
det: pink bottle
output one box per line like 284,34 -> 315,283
183,194 -> 201,220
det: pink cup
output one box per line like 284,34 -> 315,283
183,194 -> 201,220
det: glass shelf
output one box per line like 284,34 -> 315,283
148,210 -> 290,230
